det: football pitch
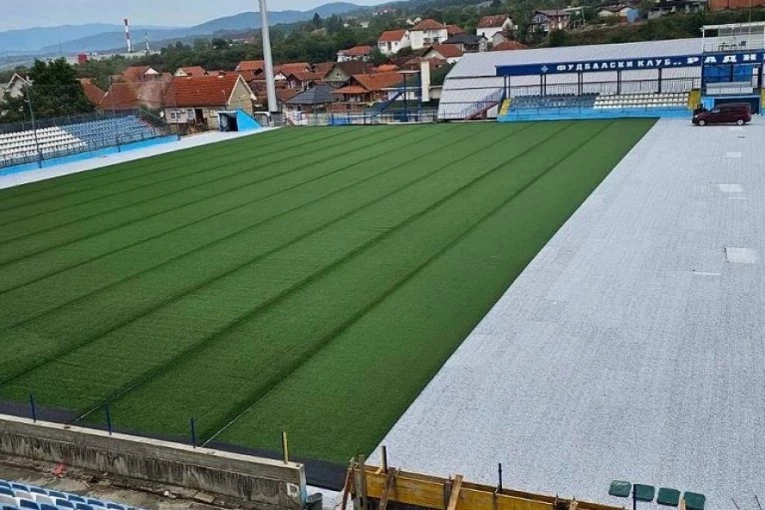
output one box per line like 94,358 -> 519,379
0,120 -> 654,464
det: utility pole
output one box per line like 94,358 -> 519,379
259,0 -> 278,121
24,87 -> 43,168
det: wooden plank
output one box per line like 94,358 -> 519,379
340,468 -> 352,510
379,469 -> 399,510
447,476 -> 465,510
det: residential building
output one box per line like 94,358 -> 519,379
284,70 -> 325,91
421,44 -> 464,64
79,78 -> 106,106
410,19 -> 449,50
378,30 -> 411,55
491,40 -> 528,51
710,0 -> 765,9
2,73 -> 31,100
121,65 -> 161,81
174,66 -> 207,77
531,10 -> 573,32
331,71 -> 404,110
446,25 -> 465,36
235,60 -> 265,80
443,34 -> 488,53
101,74 -> 171,110
476,15 -> 515,40
284,84 -> 336,117
323,61 -> 374,87
648,0 -> 706,16
337,45 -> 374,62
163,74 -> 254,130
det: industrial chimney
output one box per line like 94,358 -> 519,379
124,18 -> 133,53
145,32 -> 150,54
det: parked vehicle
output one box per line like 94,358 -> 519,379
692,103 -> 752,126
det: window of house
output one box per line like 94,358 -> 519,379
187,109 -> 194,119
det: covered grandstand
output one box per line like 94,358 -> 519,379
438,32 -> 764,121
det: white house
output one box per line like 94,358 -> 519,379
421,44 -> 464,64
378,30 -> 411,55
337,45 -> 374,62
410,19 -> 449,50
2,73 -> 31,100
476,15 -> 515,40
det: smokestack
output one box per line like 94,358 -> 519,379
145,32 -> 150,54
259,0 -> 278,114
124,18 -> 133,53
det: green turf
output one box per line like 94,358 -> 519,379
0,120 -> 654,463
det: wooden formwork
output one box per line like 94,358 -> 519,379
344,454 -> 626,510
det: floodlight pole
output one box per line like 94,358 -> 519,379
24,87 -> 43,168
260,0 -> 278,120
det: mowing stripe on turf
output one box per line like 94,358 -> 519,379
0,126 -> 447,328
94,121 -> 596,439
0,127 -> 409,262
0,126 -> 454,295
0,123 -> 518,401
205,119 -> 620,445
58,122 -> 579,430
0,127 -> 318,205
216,118 -> 657,461
0,127 -> 379,232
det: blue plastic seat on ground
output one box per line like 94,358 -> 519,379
75,504 -> 93,510
18,500 -> 39,510
105,504 -> 124,510
86,501 -> 104,508
54,500 -> 73,509
65,497 -> 84,504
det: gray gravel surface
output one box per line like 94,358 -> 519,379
371,118 -> 765,510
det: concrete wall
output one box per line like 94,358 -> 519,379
0,415 -> 306,510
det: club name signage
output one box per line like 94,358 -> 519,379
495,52 -> 765,76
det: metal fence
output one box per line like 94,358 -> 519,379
284,108 -> 440,126
0,109 -> 173,170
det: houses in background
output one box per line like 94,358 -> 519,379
444,34 -> 488,53
421,44 -> 464,64
337,45 -> 374,62
378,30 -> 411,55
101,66 -> 172,111
174,66 -> 207,77
163,74 -> 254,131
476,15 -> 515,40
1,73 -> 31,100
79,78 -> 106,106
531,10 -> 573,33
410,19 -> 450,50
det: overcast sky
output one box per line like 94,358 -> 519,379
0,0 -> 385,31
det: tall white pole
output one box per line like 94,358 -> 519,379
259,0 -> 278,114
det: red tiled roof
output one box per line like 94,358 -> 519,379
121,66 -> 158,81
412,18 -> 446,31
492,40 -> 528,51
176,66 -> 207,76
477,15 -> 510,28
425,44 -> 464,59
339,45 -> 374,56
275,62 -> 310,75
353,71 -> 403,92
101,77 -> 170,110
446,24 -> 464,35
236,60 -> 265,71
312,62 -> 335,75
332,85 -> 368,95
287,70 -> 325,83
375,64 -> 400,72
164,74 -> 248,108
378,29 -> 408,42
276,88 -> 299,102
79,78 -> 105,106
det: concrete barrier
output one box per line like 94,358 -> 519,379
0,414 -> 306,510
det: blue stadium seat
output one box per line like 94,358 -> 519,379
0,489 -> 12,497
11,485 -> 28,492
45,493 -> 64,500
105,504 -> 124,510
2,505 -> 19,510
0,482 -> 9,489
17,500 -> 39,510
39,505 -> 57,510
28,489 -> 46,496
75,503 -> 94,510
54,499 -> 73,509
66,496 -> 84,504
86,500 -> 104,508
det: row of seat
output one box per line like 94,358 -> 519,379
511,94 -> 598,110
0,480 -> 140,510
593,92 -> 689,110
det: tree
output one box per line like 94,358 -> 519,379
312,13 -> 324,29
548,29 -> 567,47
369,48 -> 388,66
211,38 -> 230,50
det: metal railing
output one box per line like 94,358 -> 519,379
284,108 -> 440,126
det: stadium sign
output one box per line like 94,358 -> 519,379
496,52 -> 765,76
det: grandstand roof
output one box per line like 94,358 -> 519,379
448,37 -> 710,78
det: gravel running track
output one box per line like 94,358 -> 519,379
0,121 -> 654,464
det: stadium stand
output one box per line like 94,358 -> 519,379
0,479 -> 140,510
593,92 -> 690,109
0,114 -> 167,169
511,94 -> 598,109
